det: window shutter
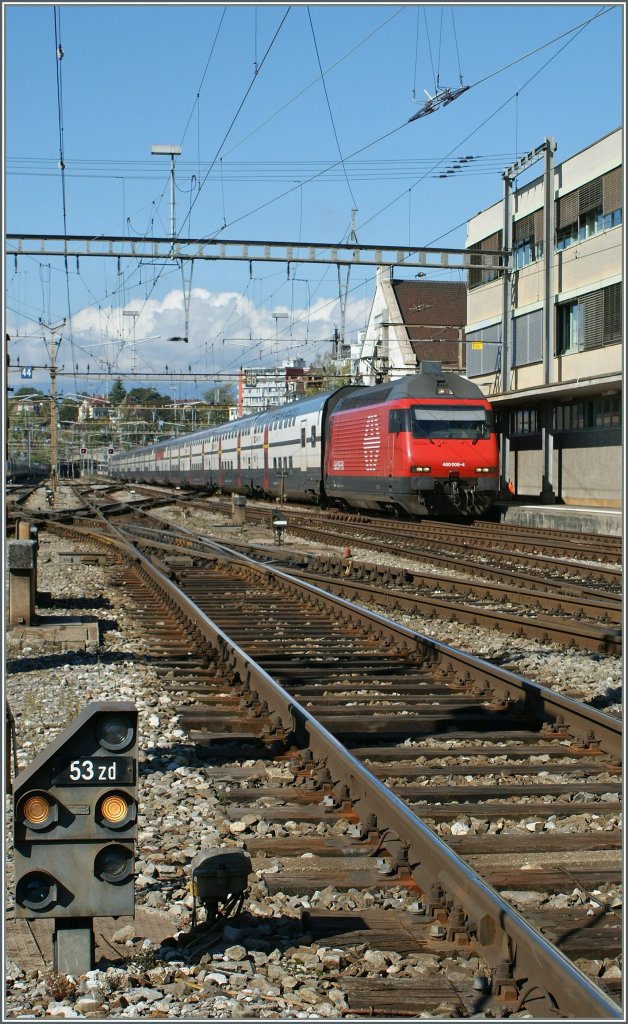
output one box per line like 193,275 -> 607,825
468,230 -> 503,288
557,190 -> 579,228
580,291 -> 604,350
533,209 -> 544,240
578,176 -> 603,214
603,167 -> 622,214
512,309 -> 543,367
468,244 -> 483,289
482,230 -> 503,269
604,283 -> 622,343
465,324 -> 501,377
513,214 -> 534,242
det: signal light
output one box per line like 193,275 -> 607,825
13,701 -> 138,927
16,871 -> 58,912
94,844 -> 134,884
475,466 -> 497,474
18,791 -> 58,830
23,794 -> 52,825
95,713 -> 135,751
410,465 -> 431,473
96,791 -> 136,829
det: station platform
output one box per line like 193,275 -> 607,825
493,501 -> 622,538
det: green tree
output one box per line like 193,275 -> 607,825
127,387 -> 166,406
303,355 -> 352,396
58,399 -> 79,422
202,384 -> 235,425
109,379 -> 127,405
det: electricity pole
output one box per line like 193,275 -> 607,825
40,318 -> 65,492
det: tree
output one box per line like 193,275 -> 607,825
303,355 -> 352,396
109,379 -> 127,405
202,384 -> 235,425
13,386 -> 47,400
127,387 -> 167,406
58,399 -> 79,422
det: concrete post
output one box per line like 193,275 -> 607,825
8,540 -> 36,626
17,522 -> 38,607
232,495 -> 247,525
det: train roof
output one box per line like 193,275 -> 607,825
333,366 -> 486,412
111,384 -> 361,459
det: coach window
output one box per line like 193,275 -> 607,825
301,427 -> 306,447
311,425 -> 316,447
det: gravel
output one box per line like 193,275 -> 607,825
4,490 -> 622,1018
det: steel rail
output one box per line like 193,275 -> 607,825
82,510 -> 622,759
73,514 -> 621,1018
108,520 -> 622,654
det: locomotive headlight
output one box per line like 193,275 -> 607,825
475,466 -> 497,474
410,466 -> 431,473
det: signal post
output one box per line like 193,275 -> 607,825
12,702 -> 138,975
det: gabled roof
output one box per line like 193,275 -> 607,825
391,279 -> 466,366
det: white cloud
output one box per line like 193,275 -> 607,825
6,285 -> 370,398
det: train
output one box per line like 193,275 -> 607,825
110,362 -> 500,517
6,457 -> 49,486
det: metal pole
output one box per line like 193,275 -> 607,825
170,153 -> 176,246
50,351 -> 58,493
541,138 -> 557,502
500,174 -> 513,487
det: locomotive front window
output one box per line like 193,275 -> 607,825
411,405 -> 492,440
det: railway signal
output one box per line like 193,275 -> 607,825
12,701 -> 138,974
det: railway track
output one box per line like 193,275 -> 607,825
28,499 -> 621,1018
77,489 -> 622,658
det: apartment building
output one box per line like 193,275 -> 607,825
465,128 -> 622,508
233,361 -> 308,418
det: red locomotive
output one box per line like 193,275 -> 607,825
111,362 -> 499,518
324,362 -> 499,516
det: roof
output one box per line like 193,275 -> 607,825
390,279 -> 466,365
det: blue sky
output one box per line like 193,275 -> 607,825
4,2 -> 624,400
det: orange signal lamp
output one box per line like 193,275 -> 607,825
22,794 -> 52,826
100,793 -> 130,825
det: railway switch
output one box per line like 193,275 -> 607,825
190,848 -> 252,926
12,701 -> 138,974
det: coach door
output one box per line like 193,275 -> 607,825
300,418 -> 315,470
263,425 -> 269,491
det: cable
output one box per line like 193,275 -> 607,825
180,6 -> 292,237
53,6 -> 78,395
221,6 -> 405,160
469,5 -> 613,89
307,6 -> 358,212
356,5 -> 610,250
